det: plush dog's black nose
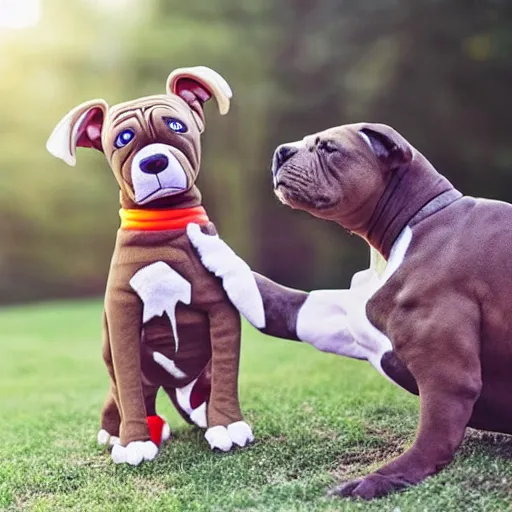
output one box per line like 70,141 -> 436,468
139,154 -> 169,175
272,145 -> 298,175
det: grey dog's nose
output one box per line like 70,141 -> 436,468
140,154 -> 169,175
272,145 -> 298,175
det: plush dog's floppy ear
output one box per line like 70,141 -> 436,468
167,66 -> 232,132
46,99 -> 109,166
359,123 -> 413,169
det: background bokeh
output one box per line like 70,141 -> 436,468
0,0 -> 511,304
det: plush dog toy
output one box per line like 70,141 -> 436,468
46,66 -> 254,465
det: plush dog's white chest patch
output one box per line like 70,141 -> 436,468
296,227 -> 412,380
130,261 -> 191,379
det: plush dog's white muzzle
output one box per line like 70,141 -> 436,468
131,143 -> 188,205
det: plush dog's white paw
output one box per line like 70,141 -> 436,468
97,429 -> 110,446
227,421 -> 254,447
161,421 -> 171,443
205,425 -> 233,452
190,403 -> 207,428
205,421 -> 254,452
111,441 -> 158,466
97,429 -> 121,447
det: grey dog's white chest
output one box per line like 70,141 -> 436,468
296,227 -> 413,380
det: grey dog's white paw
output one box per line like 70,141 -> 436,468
186,223 -> 265,328
111,440 -> 158,466
97,429 -> 120,448
205,421 -> 254,452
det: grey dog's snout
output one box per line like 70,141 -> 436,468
272,145 -> 298,175
140,154 -> 169,175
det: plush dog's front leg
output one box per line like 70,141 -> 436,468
104,290 -> 158,465
99,313 -> 169,452
204,302 -> 254,452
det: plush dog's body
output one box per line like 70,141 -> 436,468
100,221 -> 244,444
187,122 -> 512,499
47,67 -> 254,466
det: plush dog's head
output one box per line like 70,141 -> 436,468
271,123 -> 414,231
47,67 -> 231,208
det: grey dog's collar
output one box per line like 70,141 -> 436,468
409,189 -> 463,227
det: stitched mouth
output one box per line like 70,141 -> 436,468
131,144 -> 190,205
137,185 -> 186,205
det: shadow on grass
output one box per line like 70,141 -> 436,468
331,426 -> 512,484
461,429 -> 512,460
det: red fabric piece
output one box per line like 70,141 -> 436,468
147,415 -> 165,445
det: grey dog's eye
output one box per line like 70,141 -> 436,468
318,140 -> 338,154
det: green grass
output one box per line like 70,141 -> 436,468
0,301 -> 511,511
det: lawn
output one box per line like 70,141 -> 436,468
0,300 -> 511,511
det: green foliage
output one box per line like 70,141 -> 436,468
0,301 -> 511,510
0,0 -> 511,302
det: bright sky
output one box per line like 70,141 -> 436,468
86,0 -> 135,11
0,0 -> 42,29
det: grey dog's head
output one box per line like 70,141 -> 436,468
271,123 -> 414,232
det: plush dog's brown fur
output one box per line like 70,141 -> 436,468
47,67 -> 253,464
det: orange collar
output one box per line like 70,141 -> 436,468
120,206 -> 209,231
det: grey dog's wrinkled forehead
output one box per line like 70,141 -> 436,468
302,123 -> 370,143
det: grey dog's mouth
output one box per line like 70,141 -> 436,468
274,180 -> 286,190
274,179 -> 337,212
273,180 -> 306,208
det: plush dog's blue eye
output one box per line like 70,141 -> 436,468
166,118 -> 187,133
115,129 -> 135,148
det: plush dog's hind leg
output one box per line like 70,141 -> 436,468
98,314 -> 121,447
164,362 -> 211,428
98,385 -> 121,447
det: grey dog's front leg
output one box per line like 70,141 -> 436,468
187,224 -> 307,341
252,273 -> 308,340
187,224 -> 366,359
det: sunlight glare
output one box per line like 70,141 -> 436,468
0,0 -> 41,30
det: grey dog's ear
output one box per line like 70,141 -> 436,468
359,123 -> 413,169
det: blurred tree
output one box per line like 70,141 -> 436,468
0,0 -> 510,303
